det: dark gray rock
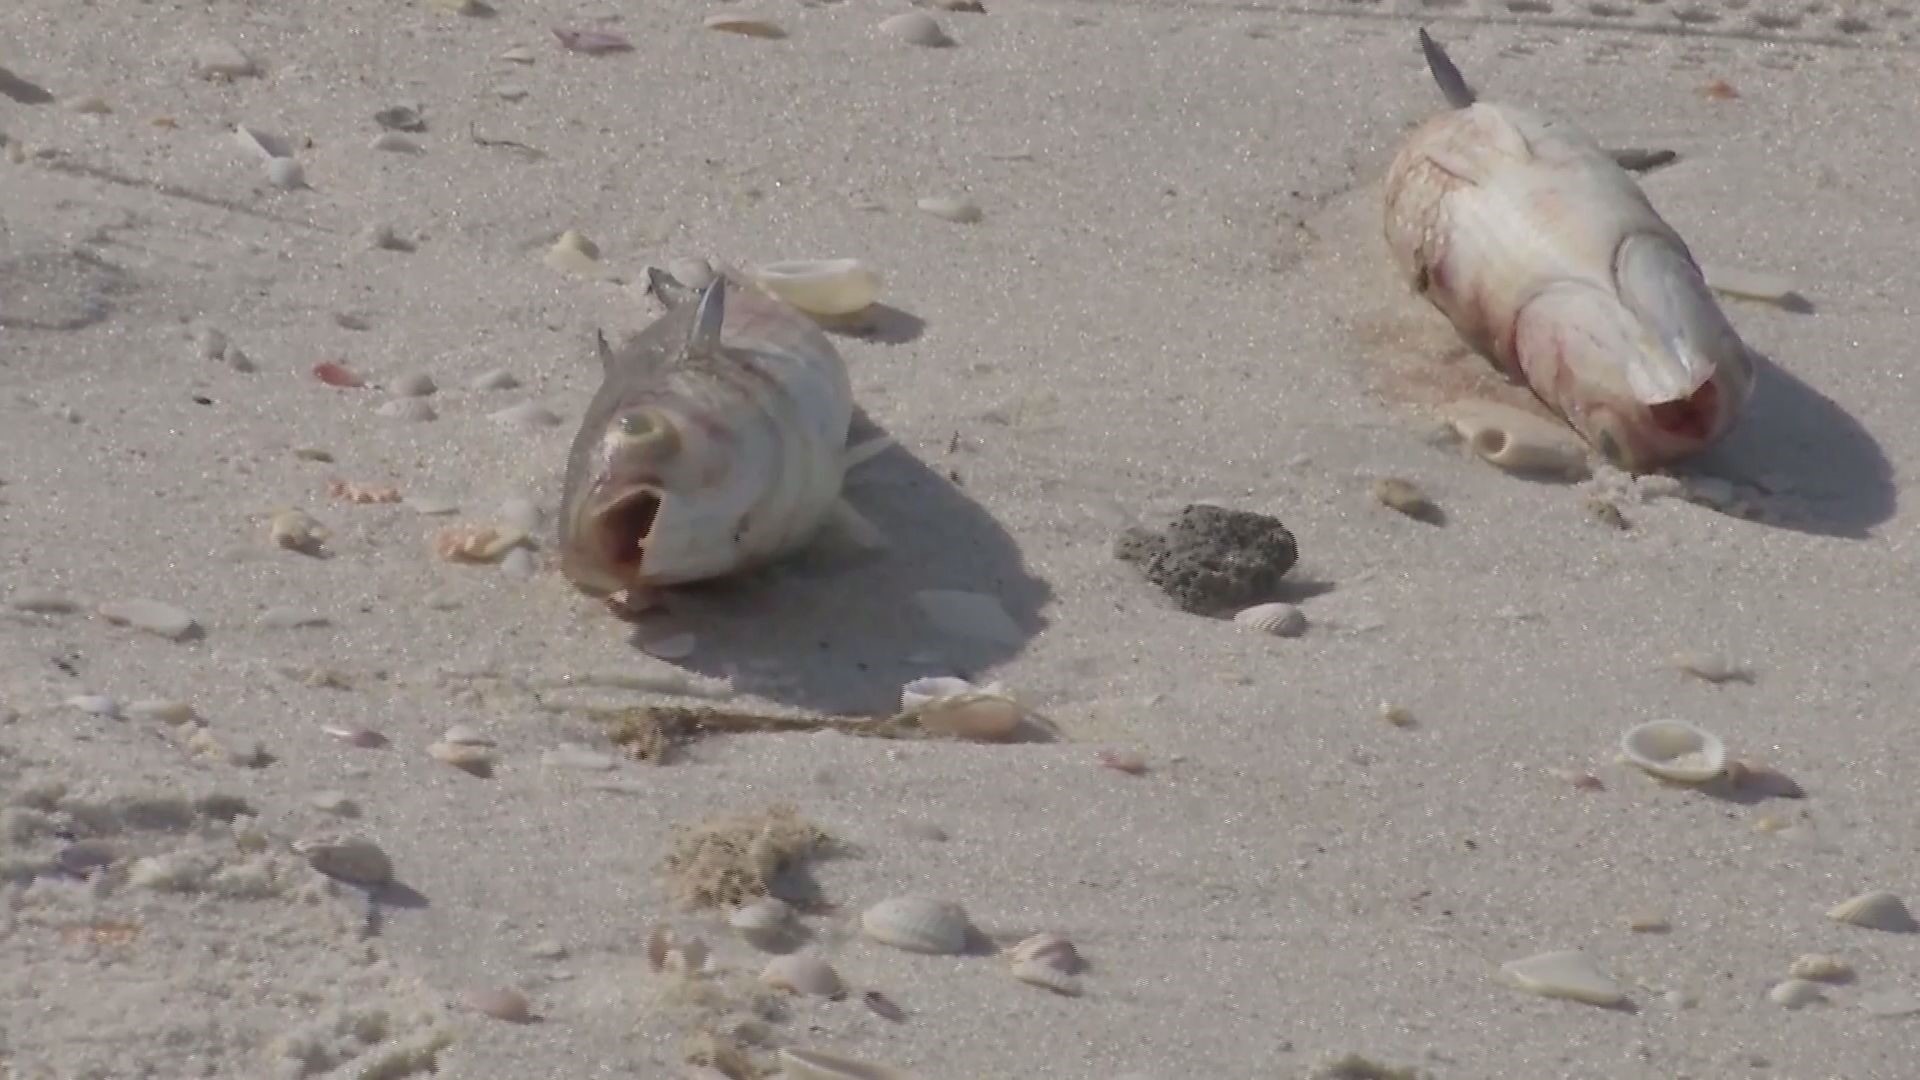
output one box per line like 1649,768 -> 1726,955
1116,504 -> 1298,616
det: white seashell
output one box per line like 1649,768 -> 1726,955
1619,720 -> 1726,783
490,401 -> 563,428
878,11 -> 953,46
1500,949 -> 1626,1007
1383,31 -> 1754,472
1440,400 -> 1591,479
760,953 -> 844,998
666,257 -> 716,289
746,258 -> 883,317
1826,890 -> 1918,933
1232,601 -> 1306,638
915,195 -> 982,224
860,895 -> 970,955
7,590 -> 80,614
295,835 -> 394,887
703,13 -> 788,38
1007,932 -> 1084,996
265,157 -> 306,190
1767,978 -> 1825,1009
497,496 -> 543,533
1788,953 -> 1852,982
439,724 -> 494,747
900,676 -> 985,710
407,495 -> 461,516
776,1047 -> 918,1080
911,589 -> 1022,646
729,897 -> 796,948
98,599 -> 199,641
66,694 -> 120,718
235,124 -> 291,160
428,740 -> 497,776
377,397 -> 437,422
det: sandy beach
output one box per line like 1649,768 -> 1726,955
3,1 -> 1918,1077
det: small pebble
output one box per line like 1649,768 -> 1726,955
392,372 -> 438,397
665,257 -> 715,288
364,223 -> 415,252
494,84 -> 529,102
1378,703 -> 1415,728
66,694 -> 121,718
325,726 -> 389,749
471,369 -> 520,391
265,158 -> 306,190
1788,953 -> 1852,982
1373,477 -> 1442,524
499,547 -> 537,579
98,599 -> 199,641
1767,978 -> 1825,1009
498,46 -> 536,64
490,402 -> 562,428
463,986 -> 533,1023
369,132 -> 422,154
194,326 -> 229,360
295,835 -> 394,887
542,744 -> 618,772
497,496 -> 542,533
529,940 -> 569,959
126,699 -> 197,724
1626,914 -> 1670,933
428,740 -> 497,777
192,40 -> 258,80
439,724 -> 494,747
377,398 -> 437,422
916,195 -> 983,224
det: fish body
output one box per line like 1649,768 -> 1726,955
557,271 -> 857,598
1383,30 -> 1756,472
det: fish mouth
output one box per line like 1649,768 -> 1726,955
563,487 -> 662,597
1645,377 -> 1721,442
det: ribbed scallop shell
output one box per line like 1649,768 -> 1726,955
1231,602 -> 1306,637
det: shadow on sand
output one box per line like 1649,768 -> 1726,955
1680,351 -> 1895,540
622,410 -> 1053,715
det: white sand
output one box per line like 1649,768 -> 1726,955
3,1 -> 1918,1077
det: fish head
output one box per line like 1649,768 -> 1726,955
1515,234 -> 1757,472
557,403 -> 690,597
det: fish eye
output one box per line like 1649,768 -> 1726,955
619,412 -> 656,437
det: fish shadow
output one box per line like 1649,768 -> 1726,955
0,68 -> 54,105
1678,351 -> 1895,540
633,411 -> 1052,714
823,303 -> 926,346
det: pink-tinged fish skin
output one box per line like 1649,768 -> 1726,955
1382,31 -> 1756,474
556,272 -> 854,599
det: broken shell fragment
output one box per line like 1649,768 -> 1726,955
1006,932 -> 1084,996
915,195 -> 982,224
1788,953 -> 1852,982
729,897 -> 797,948
1373,477 -> 1441,524
760,953 -> 844,998
777,1047 -> 917,1080
432,525 -> 530,563
1620,720 -> 1727,783
1671,650 -> 1752,684
1500,949 -> 1625,1007
908,690 -> 1024,742
1440,399 -> 1591,479
1767,978 -> 1825,1009
703,13 -> 787,38
745,258 -> 882,317
861,896 -> 971,955
428,739 -> 497,776
1826,890 -> 1918,933
295,835 -> 394,888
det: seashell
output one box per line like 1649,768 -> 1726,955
1826,890 -> 1918,933
1670,650 -> 1752,684
1500,949 -> 1625,1007
1767,979 -> 1825,1009
234,124 -> 291,160
265,157 -> 306,190
377,397 -> 436,422
428,739 -> 497,776
776,1047 -> 918,1080
901,679 -> 1025,742
1382,31 -> 1755,472
391,372 -> 437,397
323,726 -> 388,748
490,401 -> 564,428
66,694 -> 120,717
744,258 -> 883,317
915,195 -> 982,224
1619,720 -> 1727,783
471,368 -> 520,391
910,589 -> 1022,646
1096,748 -> 1148,775
703,13 -> 787,38
1232,601 -> 1306,638
1379,703 -> 1416,728
407,494 -> 461,516
860,895 -> 970,955
98,599 -> 199,641
295,835 -> 394,887
1439,399 -> 1591,479
544,230 -> 601,276
1006,932 -> 1083,996
556,275 -> 860,596
760,953 -> 844,998
432,524 -> 530,563
439,724 -> 493,747
328,479 -> 402,504
1788,953 -> 1852,982
126,699 -> 197,725
1372,477 -> 1441,524
878,11 -> 953,47
729,897 -> 796,948
665,257 -> 716,290
463,986 -> 533,1022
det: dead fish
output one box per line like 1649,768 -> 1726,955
1382,29 -> 1757,473
557,272 -> 885,603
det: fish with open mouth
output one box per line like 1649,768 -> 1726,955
557,268 -> 887,612
1382,29 -> 1757,473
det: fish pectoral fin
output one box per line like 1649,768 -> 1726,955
1614,233 -> 1734,404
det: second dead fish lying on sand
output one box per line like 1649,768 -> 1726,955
556,269 -> 888,608
1382,29 -> 1757,473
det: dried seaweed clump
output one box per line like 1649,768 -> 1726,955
659,805 -> 832,911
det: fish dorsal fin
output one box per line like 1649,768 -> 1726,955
687,277 -> 726,359
646,266 -> 700,310
595,329 -> 616,374
1418,28 -> 1477,110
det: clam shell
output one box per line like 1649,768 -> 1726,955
860,895 -> 970,955
1619,720 -> 1726,783
1440,399 -> 1591,479
911,692 -> 1024,742
1007,932 -> 1083,996
729,897 -> 797,948
1500,949 -> 1625,1007
1826,890 -> 1918,933
878,11 -> 953,46
777,1048 -> 916,1080
1767,978 -> 1825,1009
295,835 -> 394,887
1231,601 -> 1305,638
761,953 -> 844,998
747,259 -> 882,317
